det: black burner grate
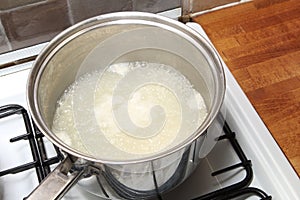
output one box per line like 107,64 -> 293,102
189,122 -> 272,200
0,104 -> 271,200
0,104 -> 63,182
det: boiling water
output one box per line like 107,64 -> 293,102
52,62 -> 207,160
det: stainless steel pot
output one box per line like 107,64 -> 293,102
26,12 -> 225,199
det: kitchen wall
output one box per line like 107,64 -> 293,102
0,0 -> 246,55
0,0 -> 180,54
182,0 -> 240,15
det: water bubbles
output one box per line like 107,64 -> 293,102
140,61 -> 147,68
51,61 -> 208,160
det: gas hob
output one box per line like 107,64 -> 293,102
0,18 -> 299,199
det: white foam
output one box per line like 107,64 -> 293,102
52,62 -> 207,160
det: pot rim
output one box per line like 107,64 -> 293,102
27,11 -> 226,165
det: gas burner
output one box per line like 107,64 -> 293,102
0,104 -> 272,199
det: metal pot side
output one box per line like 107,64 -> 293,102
26,12 -> 225,199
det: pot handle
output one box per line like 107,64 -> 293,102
25,156 -> 85,200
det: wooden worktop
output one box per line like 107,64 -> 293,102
193,0 -> 300,176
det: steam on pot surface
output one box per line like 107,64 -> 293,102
51,61 -> 208,161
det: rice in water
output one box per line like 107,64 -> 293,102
52,62 -> 208,160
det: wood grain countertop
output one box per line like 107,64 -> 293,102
193,0 -> 300,176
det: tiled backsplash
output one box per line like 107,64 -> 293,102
0,0 -> 180,54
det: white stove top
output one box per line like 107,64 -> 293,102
0,19 -> 299,200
